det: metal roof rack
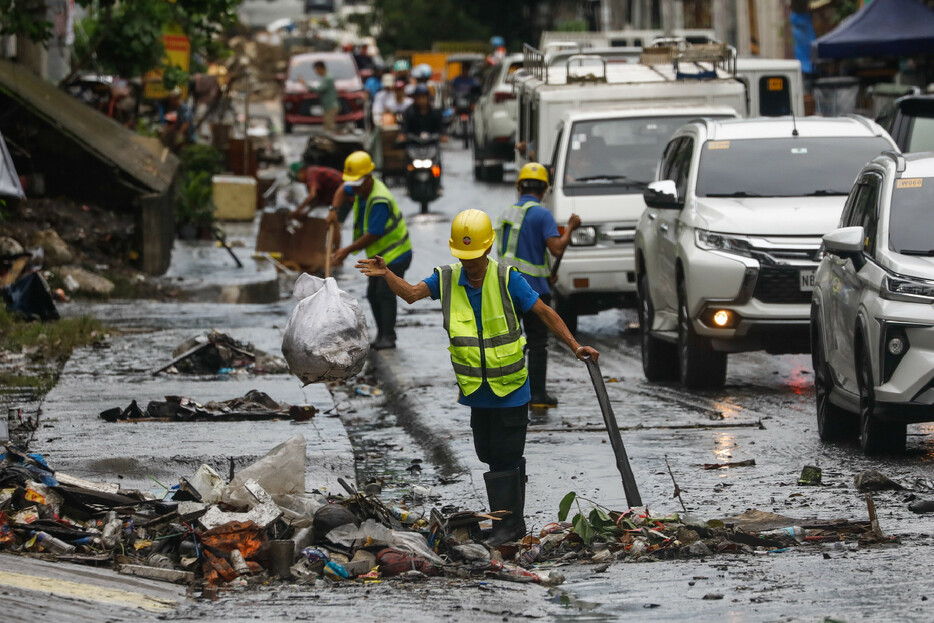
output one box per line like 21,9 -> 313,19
881,149 -> 907,172
564,54 -> 607,84
523,43 -> 547,82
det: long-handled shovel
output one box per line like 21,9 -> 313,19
324,222 -> 335,278
584,357 -> 643,508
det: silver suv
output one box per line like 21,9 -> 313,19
812,151 -> 934,454
635,116 -> 896,390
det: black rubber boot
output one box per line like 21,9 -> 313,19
484,467 -> 527,547
528,349 -> 557,408
371,298 -> 396,350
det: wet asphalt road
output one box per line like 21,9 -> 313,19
273,130 -> 934,622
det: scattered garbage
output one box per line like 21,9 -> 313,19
908,500 -> 934,514
854,470 -> 904,492
282,274 -> 369,384
2,272 -> 59,321
798,465 -> 822,486
99,391 -> 316,423
154,330 -> 288,376
703,459 -> 756,470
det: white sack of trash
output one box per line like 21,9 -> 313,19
282,274 -> 369,384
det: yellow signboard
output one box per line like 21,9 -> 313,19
144,26 -> 190,100
767,77 -> 784,91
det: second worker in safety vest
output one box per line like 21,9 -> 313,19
355,209 -> 598,546
497,162 -> 581,408
330,151 -> 412,350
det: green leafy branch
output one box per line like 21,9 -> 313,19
558,491 -> 622,546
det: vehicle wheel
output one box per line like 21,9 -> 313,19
677,279 -> 727,390
554,294 -> 578,336
420,200 -> 430,214
857,341 -> 907,454
812,315 -> 855,441
638,273 -> 678,382
487,163 -> 504,184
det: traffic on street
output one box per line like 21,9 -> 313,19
3,1 -> 934,621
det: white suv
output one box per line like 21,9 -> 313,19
472,53 -> 523,182
635,116 -> 897,389
812,151 -> 934,454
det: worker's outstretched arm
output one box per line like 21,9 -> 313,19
531,298 -> 599,361
356,256 -> 430,304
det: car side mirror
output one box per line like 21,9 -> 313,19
643,180 -> 681,209
823,226 -> 866,268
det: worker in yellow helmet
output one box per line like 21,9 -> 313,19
356,209 -> 598,546
329,151 -> 412,350
496,162 -> 580,408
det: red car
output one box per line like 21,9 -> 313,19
282,52 -> 367,133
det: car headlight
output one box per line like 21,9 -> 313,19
882,274 -> 934,303
571,226 -> 597,246
695,229 -> 753,257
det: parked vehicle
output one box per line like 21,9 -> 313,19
734,57 -> 805,117
876,94 -> 934,152
516,42 -> 748,331
635,116 -> 897,390
404,133 -> 442,214
544,106 -> 740,333
812,151 -> 934,454
472,53 -> 523,182
282,52 -> 367,133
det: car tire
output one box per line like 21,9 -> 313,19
857,340 -> 907,454
554,294 -> 578,336
487,163 -> 504,183
811,313 -> 855,441
639,273 -> 678,382
677,279 -> 727,390
474,162 -> 487,182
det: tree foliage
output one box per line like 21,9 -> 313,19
373,0 -> 559,53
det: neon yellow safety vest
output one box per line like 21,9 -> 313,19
352,178 -> 412,264
496,200 -> 551,278
436,259 -> 528,397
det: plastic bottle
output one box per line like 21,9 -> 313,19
229,549 -> 251,575
391,507 -> 418,524
146,553 -> 174,569
519,544 -> 542,567
100,511 -> 121,549
324,561 -> 350,579
760,526 -> 805,543
33,531 -> 76,554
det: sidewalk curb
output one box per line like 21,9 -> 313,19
368,349 -> 468,478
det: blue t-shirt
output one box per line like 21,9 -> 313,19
499,195 -> 560,296
361,200 -> 411,266
365,76 -> 382,98
424,266 -> 539,408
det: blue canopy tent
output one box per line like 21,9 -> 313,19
813,0 -> 934,58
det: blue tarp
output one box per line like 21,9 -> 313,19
813,0 -> 934,59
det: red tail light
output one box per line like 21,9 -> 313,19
494,92 -> 516,104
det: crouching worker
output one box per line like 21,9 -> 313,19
356,209 -> 599,545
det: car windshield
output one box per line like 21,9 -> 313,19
288,56 -> 357,83
890,177 -> 934,255
564,116 -> 722,191
695,137 -> 893,198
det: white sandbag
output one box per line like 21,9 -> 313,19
221,434 -> 306,507
282,274 -> 369,384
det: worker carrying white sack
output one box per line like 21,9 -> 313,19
282,273 -> 369,383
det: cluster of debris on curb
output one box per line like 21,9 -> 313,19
0,431 -> 902,600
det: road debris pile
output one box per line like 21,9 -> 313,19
0,436 -> 569,594
282,274 -> 369,384
540,492 -> 897,564
155,330 -> 288,376
98,390 -> 317,423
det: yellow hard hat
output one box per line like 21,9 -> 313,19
449,209 -> 496,260
343,151 -> 375,182
516,162 -> 549,189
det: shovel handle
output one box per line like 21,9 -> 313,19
324,222 -> 335,278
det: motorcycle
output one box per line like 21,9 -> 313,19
404,133 -> 442,214
452,92 -> 475,149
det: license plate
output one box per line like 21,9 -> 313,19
800,270 -> 816,291
416,171 -> 430,181
310,105 -> 324,116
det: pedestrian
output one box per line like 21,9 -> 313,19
330,151 -> 412,350
497,163 -> 581,408
355,209 -> 599,546
305,60 -> 339,132
291,163 -> 344,217
160,87 -> 195,151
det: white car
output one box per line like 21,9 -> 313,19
635,116 -> 897,389
472,53 -> 523,182
812,151 -> 934,454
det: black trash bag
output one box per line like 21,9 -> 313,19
2,272 -> 58,321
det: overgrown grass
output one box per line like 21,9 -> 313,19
0,308 -> 106,392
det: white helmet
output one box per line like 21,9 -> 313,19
413,63 -> 432,81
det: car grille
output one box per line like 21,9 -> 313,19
296,98 -> 355,117
754,267 -> 811,304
